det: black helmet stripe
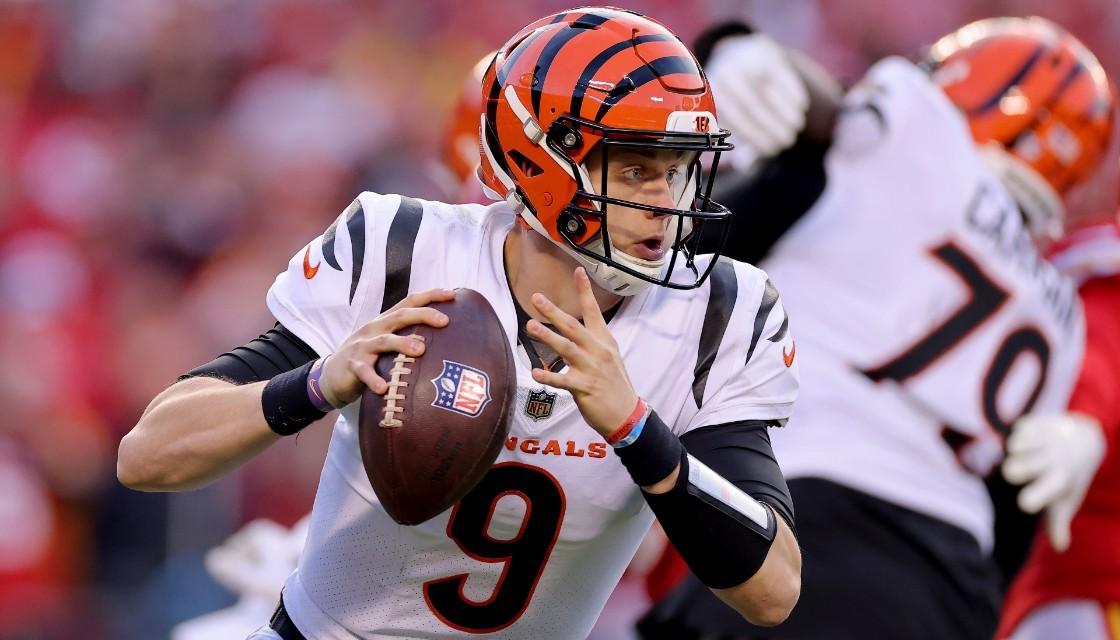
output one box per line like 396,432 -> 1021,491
594,56 -> 703,122
570,34 -> 675,119
967,44 -> 1047,115
530,13 -> 614,116
486,27 -> 552,180
1002,60 -> 1085,147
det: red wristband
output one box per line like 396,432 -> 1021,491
605,397 -> 648,446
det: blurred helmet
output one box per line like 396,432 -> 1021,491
439,52 -> 494,192
926,16 -> 1115,241
479,7 -> 733,295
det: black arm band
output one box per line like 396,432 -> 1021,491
181,323 -> 318,385
695,136 -> 829,263
613,411 -> 684,487
261,360 -> 326,436
644,451 -> 778,589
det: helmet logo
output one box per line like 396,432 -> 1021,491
695,115 -> 711,133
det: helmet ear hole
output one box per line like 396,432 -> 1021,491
508,149 -> 544,178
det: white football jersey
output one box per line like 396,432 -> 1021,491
264,192 -> 798,639
763,57 -> 1084,551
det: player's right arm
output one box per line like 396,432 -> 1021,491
117,290 -> 452,492
118,193 -> 447,492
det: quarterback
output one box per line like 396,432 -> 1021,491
118,8 -> 802,639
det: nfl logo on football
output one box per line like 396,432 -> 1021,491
430,360 -> 491,418
524,388 -> 556,421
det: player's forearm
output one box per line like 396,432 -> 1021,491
642,462 -> 801,624
711,516 -> 801,626
117,377 -> 280,492
787,48 -> 842,144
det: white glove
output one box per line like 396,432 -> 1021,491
1002,412 -> 1106,552
704,33 -> 809,168
205,518 -> 304,601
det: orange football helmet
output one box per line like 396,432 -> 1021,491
926,16 -> 1115,240
478,7 -> 733,293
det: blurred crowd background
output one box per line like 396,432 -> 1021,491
2,0 -> 1119,638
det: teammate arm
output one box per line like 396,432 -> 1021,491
526,267 -> 800,626
117,290 -> 453,491
693,21 -> 842,263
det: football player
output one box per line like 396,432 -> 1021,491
998,210 -> 1120,640
639,17 -> 1114,640
117,8 -> 803,639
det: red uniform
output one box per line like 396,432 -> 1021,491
1000,221 -> 1120,638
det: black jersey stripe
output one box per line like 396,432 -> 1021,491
767,311 -> 789,343
380,197 -> 424,311
692,259 -> 738,408
345,203 -> 366,304
745,279 -> 780,365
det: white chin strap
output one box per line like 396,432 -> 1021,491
978,144 -> 1065,242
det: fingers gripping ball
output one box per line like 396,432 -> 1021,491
359,289 -> 516,525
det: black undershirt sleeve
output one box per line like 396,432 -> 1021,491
680,420 -> 795,531
180,323 -> 318,385
697,136 -> 829,265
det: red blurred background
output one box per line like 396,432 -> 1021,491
1,1 -> 1117,637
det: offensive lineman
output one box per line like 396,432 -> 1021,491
640,17 -> 1114,640
117,8 -> 803,639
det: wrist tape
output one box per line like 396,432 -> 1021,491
261,360 -> 327,436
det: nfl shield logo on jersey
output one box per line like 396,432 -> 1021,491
430,360 -> 491,418
524,388 -> 556,421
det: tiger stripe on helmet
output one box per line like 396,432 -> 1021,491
593,56 -> 705,122
967,45 -> 1047,116
530,12 -> 617,116
568,34 -> 676,119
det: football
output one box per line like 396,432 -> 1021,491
358,288 -> 516,525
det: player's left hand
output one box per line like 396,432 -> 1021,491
526,267 -> 640,437
1002,412 -> 1106,552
